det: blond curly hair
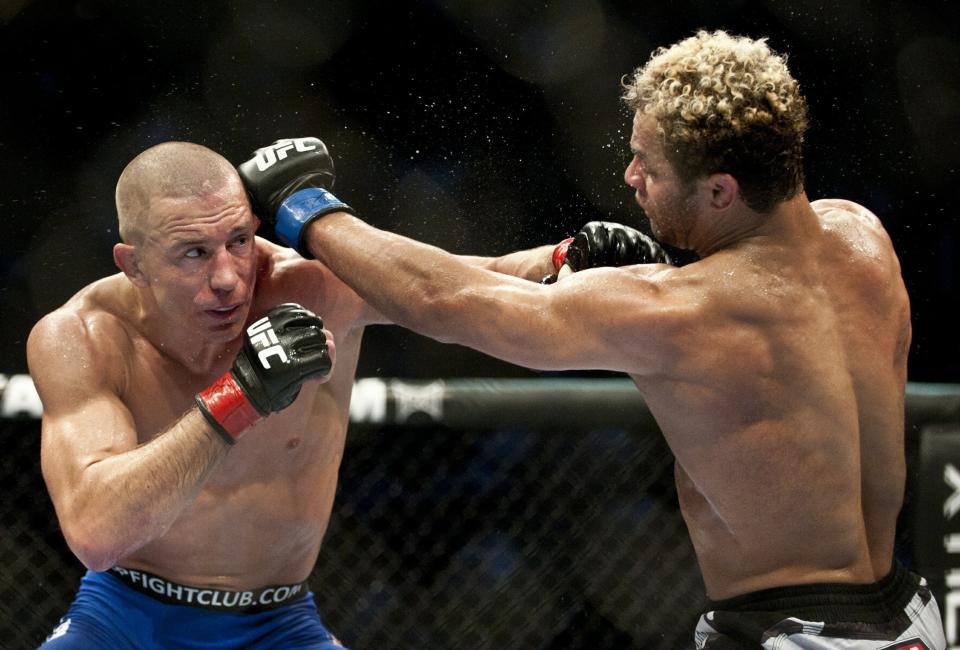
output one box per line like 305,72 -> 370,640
623,30 -> 808,212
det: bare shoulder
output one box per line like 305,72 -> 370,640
595,261 -> 708,313
535,261 -> 710,374
253,238 -> 371,331
556,262 -> 707,339
810,198 -> 907,315
811,198 -> 888,236
812,198 -> 900,265
28,276 -> 134,405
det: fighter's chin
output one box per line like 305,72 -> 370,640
639,209 -> 664,239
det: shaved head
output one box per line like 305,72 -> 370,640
116,142 -> 241,245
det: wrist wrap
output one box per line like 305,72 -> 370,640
275,187 -> 354,257
195,373 -> 264,445
552,237 -> 575,271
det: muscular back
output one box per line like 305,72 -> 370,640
631,199 -> 911,599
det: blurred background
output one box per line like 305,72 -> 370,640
1,1 -> 959,648
0,0 -> 957,379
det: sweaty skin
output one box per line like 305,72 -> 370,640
27,142 -> 554,591
299,115 -> 911,600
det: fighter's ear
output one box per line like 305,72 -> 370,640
114,243 -> 148,287
707,173 -> 739,211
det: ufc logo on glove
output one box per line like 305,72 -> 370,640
247,317 -> 288,369
196,303 -> 329,444
252,139 -> 317,171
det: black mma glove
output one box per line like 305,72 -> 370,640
237,137 -> 354,258
195,303 -> 332,444
542,221 -> 672,283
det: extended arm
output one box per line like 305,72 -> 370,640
237,137 -> 668,294
237,137 -> 678,371
304,212 -> 672,372
455,245 -> 555,281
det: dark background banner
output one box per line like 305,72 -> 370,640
0,0 -> 957,381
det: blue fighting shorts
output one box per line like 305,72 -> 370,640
37,568 -> 346,649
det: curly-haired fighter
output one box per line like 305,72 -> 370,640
240,31 -> 945,649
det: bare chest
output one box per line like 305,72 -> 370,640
121,349 -> 352,485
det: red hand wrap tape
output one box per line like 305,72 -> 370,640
198,373 -> 262,440
552,237 -> 574,271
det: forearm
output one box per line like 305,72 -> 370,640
456,244 -> 555,281
302,213 -> 609,371
305,213 -> 502,341
65,409 -> 228,570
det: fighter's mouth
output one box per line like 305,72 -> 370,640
205,304 -> 243,319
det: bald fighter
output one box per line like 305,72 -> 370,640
238,32 -> 945,649
27,140 -> 575,648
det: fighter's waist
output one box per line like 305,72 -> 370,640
704,560 -> 924,622
109,566 -> 309,613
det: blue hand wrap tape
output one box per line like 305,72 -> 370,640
275,187 -> 351,252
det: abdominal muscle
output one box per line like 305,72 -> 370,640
636,368 -> 878,601
671,427 -> 877,601
121,392 -> 347,591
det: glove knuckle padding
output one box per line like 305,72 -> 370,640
235,303 -> 331,413
287,326 -> 321,354
296,341 -> 332,380
284,315 -> 323,332
567,228 -> 593,271
240,140 -> 336,215
567,220 -> 672,270
617,230 -> 640,266
238,137 -> 354,257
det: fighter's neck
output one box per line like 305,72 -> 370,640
126,290 -> 242,375
691,193 -> 815,257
